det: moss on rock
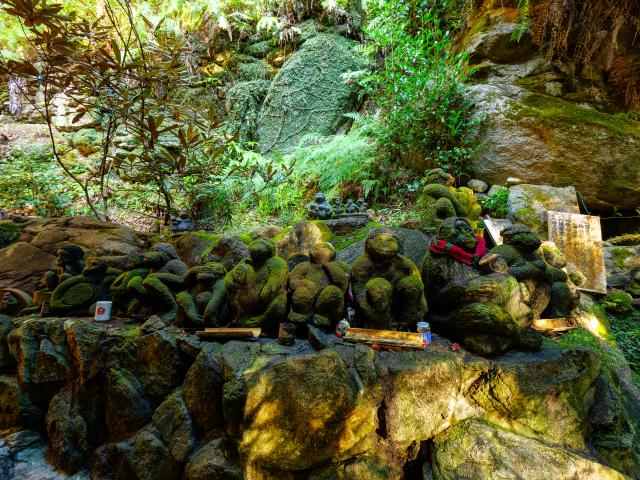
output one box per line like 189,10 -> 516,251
225,80 -> 271,143
257,34 -> 366,154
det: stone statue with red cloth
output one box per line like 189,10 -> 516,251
421,217 -> 542,356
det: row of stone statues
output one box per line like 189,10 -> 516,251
0,217 -> 584,356
306,193 -> 367,220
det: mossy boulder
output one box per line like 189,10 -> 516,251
432,418 -> 629,480
464,348 -> 601,449
239,349 -> 378,471
257,34 -> 366,154
245,40 -> 276,59
225,80 -> 271,143
468,85 -> 640,209
377,349 -> 463,446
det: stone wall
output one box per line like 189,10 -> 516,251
0,315 -> 638,479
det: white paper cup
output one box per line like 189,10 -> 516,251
94,301 -> 112,321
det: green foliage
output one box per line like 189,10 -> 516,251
546,328 -> 626,371
603,292 -> 634,317
481,187 -> 509,218
0,144 -> 83,216
360,0 -> 477,176
512,0 -> 531,42
288,128 -> 383,199
608,309 -> 640,376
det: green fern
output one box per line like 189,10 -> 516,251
512,0 -> 531,42
288,128 -> 380,198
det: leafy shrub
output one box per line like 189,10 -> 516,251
609,309 -> 640,375
288,128 -> 383,199
481,187 -> 509,218
361,0 -> 477,176
0,144 -> 83,216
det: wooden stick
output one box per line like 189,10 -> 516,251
343,328 -> 425,349
197,328 -> 262,339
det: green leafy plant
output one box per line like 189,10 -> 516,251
0,144 -> 84,216
481,187 -> 509,218
360,0 -> 478,177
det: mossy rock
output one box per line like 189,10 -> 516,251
225,80 -> 270,143
234,60 -> 271,82
257,34 -> 367,154
245,40 -> 276,59
69,128 -> 101,156
468,85 -> 640,210
603,292 -> 634,317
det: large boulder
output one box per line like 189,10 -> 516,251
465,21 -> 537,65
468,85 -> 640,209
0,242 -> 55,293
0,217 -> 147,293
376,350 -> 463,446
105,366 -> 153,439
239,348 -> 378,471
464,348 -> 601,449
45,386 -> 89,473
257,34 -> 366,154
183,438 -> 243,480
507,184 -> 580,237
150,388 -> 196,464
183,346 -> 225,435
432,418 -> 629,480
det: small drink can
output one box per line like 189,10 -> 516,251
94,301 -> 112,321
278,322 -> 296,346
336,319 -> 350,337
417,321 -> 432,345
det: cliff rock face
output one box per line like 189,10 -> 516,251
460,2 -> 640,210
0,314 -> 638,479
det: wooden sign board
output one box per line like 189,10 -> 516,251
197,328 -> 262,339
547,211 -> 607,294
343,328 -> 425,349
483,217 -> 513,246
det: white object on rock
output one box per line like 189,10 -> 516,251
94,301 -> 112,321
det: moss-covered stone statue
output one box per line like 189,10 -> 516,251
351,228 -> 427,330
539,241 -> 584,318
176,262 -> 229,327
0,288 -> 33,316
287,242 -> 350,330
44,244 -> 86,291
206,235 -> 250,271
110,243 -> 188,320
489,224 -> 551,319
224,238 -> 288,334
416,168 -> 482,235
19,243 -> 87,314
422,217 -> 541,355
306,193 -> 333,220
49,259 -> 122,316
